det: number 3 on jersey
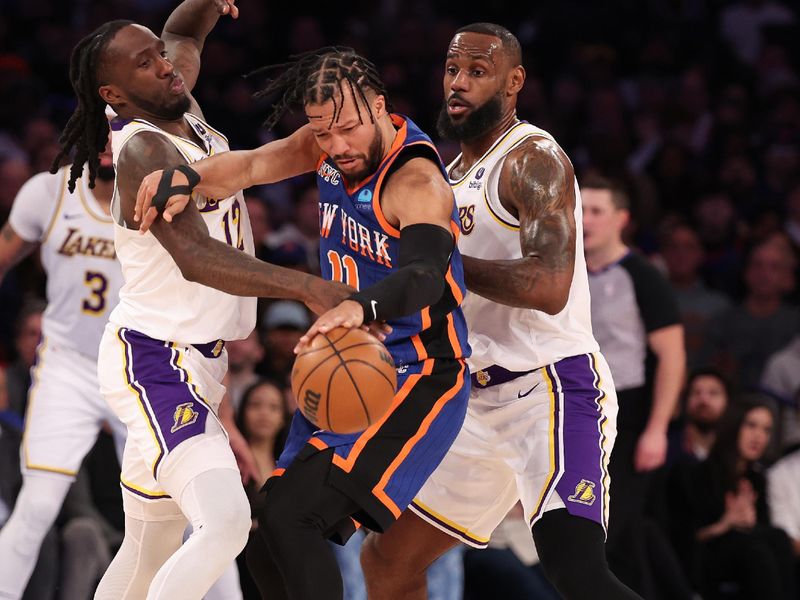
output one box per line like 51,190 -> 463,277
82,271 -> 108,315
327,250 -> 360,290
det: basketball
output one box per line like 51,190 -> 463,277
291,327 -> 397,434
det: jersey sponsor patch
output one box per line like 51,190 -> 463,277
567,479 -> 597,506
171,402 -> 199,433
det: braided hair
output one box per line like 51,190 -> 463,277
250,47 -> 391,130
50,20 -> 133,192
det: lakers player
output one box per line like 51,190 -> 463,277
359,24 -> 641,600
0,147 -> 126,599
51,2 -> 351,598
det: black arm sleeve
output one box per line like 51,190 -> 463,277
348,223 -> 454,322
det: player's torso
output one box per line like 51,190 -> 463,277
109,113 -> 256,344
40,168 -> 123,360
317,114 -> 469,366
450,121 -> 598,372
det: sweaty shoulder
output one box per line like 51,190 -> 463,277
498,135 -> 575,218
381,153 -> 453,229
8,167 -> 68,242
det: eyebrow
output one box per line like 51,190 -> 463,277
447,51 -> 492,62
134,39 -> 165,60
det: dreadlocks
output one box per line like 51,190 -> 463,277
250,46 -> 391,130
50,20 -> 133,192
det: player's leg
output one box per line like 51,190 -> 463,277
522,353 -> 640,599
94,493 -> 187,599
0,344 -> 106,598
252,448 -> 360,600
361,511 -> 459,600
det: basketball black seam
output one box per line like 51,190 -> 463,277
323,331 -> 371,425
326,362 -> 345,431
340,359 -> 396,390
296,351 -> 340,399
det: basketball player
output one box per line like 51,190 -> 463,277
135,47 -> 471,600
356,24 -> 641,600
0,145 -> 127,599
52,2 -> 352,598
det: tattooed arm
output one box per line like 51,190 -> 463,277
116,132 -> 350,315
0,221 -> 37,282
461,137 -> 576,314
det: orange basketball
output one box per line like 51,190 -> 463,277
291,327 -> 397,434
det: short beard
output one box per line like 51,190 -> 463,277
127,91 -> 191,121
689,416 -> 718,434
336,126 -> 384,186
437,93 -> 504,142
96,165 -> 115,182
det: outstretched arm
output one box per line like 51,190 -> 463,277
135,125 -> 320,228
117,132 -> 349,314
461,137 -> 576,315
161,0 -> 238,92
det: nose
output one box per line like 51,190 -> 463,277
157,55 -> 175,78
328,134 -> 350,158
450,70 -> 469,93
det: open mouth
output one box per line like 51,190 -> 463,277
447,97 -> 471,116
170,77 -> 185,94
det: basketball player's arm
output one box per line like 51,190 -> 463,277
117,133 -> 350,314
134,125 -> 320,229
161,0 -> 238,92
296,158 -> 454,348
460,138 -> 575,314
0,222 -> 37,282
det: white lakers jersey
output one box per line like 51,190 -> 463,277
8,166 -> 123,360
450,121 -> 598,372
109,113 -> 256,344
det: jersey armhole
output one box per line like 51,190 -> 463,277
40,168 -> 69,244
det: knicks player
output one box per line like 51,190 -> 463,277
135,47 -> 470,600
51,2 -> 352,598
0,145 -> 126,599
358,24 -> 641,600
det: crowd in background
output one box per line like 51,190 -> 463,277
1,0 -> 800,598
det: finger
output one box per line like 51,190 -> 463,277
139,206 -> 158,234
134,179 -> 148,222
138,180 -> 156,224
229,1 -> 239,18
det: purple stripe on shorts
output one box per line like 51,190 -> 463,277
550,353 -> 607,529
121,329 -> 211,476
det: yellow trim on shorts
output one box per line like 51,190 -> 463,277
20,338 -> 78,477
528,365 -> 557,522
410,498 -> 490,545
118,328 -> 165,477
120,478 -> 171,499
590,352 -> 612,530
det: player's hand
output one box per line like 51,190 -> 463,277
212,0 -> 239,18
294,300 -> 365,353
362,321 -> 392,341
634,427 -> 667,472
135,169 -> 194,233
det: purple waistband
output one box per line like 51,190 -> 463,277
192,339 -> 225,359
471,365 -> 535,389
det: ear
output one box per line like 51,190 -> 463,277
507,65 -> 525,96
373,94 -> 386,118
616,208 -> 631,231
98,84 -> 123,107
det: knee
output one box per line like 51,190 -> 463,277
360,533 -> 392,578
201,493 -> 251,556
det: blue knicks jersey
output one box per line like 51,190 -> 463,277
317,114 -> 470,367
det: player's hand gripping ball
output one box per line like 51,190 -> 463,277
291,327 -> 397,434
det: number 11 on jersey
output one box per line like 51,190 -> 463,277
327,250 -> 360,290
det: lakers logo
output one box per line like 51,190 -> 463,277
171,402 -> 199,433
568,479 -> 597,506
458,205 -> 476,235
475,370 -> 491,387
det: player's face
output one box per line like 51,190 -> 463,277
100,25 -> 191,120
306,91 -> 385,185
244,383 -> 285,441
686,375 -> 727,430
737,407 -> 772,462
438,32 -> 513,142
581,189 -> 628,252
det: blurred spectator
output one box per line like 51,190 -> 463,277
583,174 -> 686,597
707,235 -> 800,388
760,335 -> 800,451
244,195 -> 271,261
661,224 -> 732,369
668,400 -> 796,599
785,182 -> 800,247
720,0 -> 795,65
668,369 -> 732,466
5,299 -> 44,416
258,301 -> 310,384
767,446 -> 800,590
226,331 -> 265,412
266,185 -> 321,273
